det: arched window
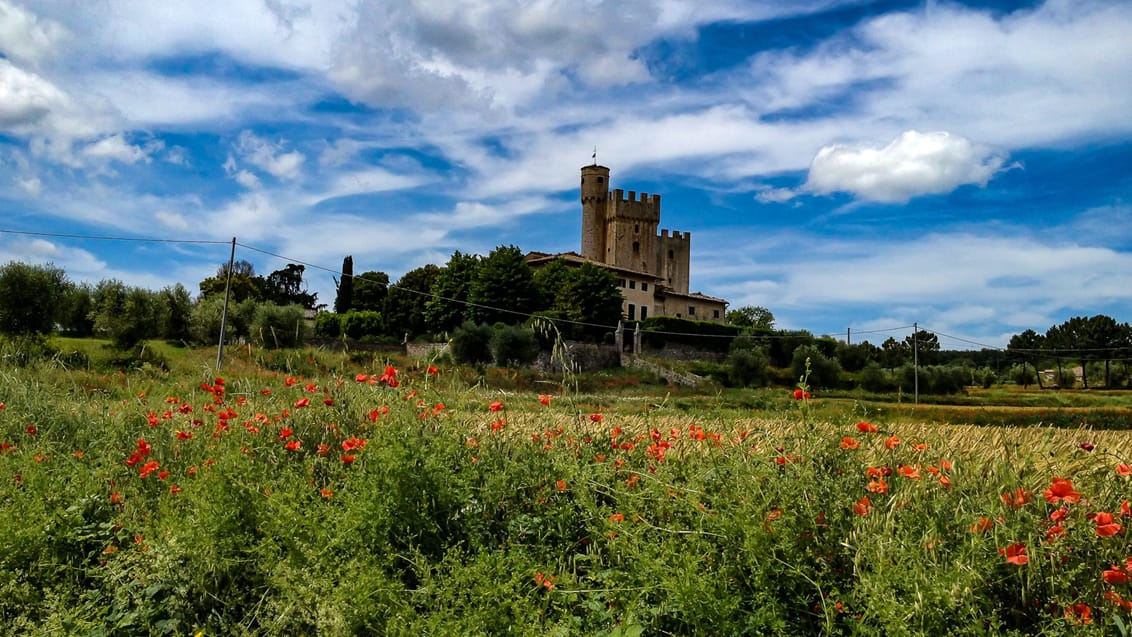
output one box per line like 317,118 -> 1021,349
633,241 -> 640,253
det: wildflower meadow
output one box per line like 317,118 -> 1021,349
1,348 -> 1131,636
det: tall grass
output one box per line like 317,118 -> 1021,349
1,353 -> 1131,635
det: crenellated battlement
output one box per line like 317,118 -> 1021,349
659,229 -> 690,241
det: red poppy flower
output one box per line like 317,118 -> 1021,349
355,373 -> 369,383
1079,442 -> 1095,452
169,484 -> 182,495
279,428 -> 293,440
555,479 -> 567,492
1104,566 -> 1129,585
1002,487 -> 1032,508
840,436 -> 860,450
853,496 -> 871,516
320,488 -> 334,499
539,394 -> 552,407
867,479 -> 888,494
489,400 -> 504,412
25,424 -> 37,436
1118,464 -> 1132,477
176,430 -> 192,440
1064,603 -> 1092,625
969,517 -> 994,533
590,413 -> 603,423
899,465 -> 921,480
1044,477 -> 1081,505
856,421 -> 877,433
285,440 -> 301,451
999,543 -> 1029,565
341,454 -> 356,464
609,513 -> 625,523
294,398 -> 311,408
139,460 -> 160,478
884,436 -> 900,450
490,418 -> 506,432
792,389 -> 811,400
426,365 -> 439,376
1095,512 -> 1124,537
323,397 -> 334,406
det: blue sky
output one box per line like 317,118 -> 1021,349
1,0 -> 1129,349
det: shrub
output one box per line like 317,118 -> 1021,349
858,362 -> 894,393
489,324 -> 539,367
250,303 -> 306,348
450,322 -> 493,365
313,312 -> 341,338
340,310 -> 384,340
728,347 -> 769,388
790,345 -> 841,389
1008,363 -> 1037,388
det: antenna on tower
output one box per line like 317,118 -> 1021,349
592,146 -> 597,166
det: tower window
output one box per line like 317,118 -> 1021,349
634,223 -> 639,232
641,283 -> 648,292
633,241 -> 640,253
597,177 -> 604,184
668,249 -> 674,259
628,304 -> 636,320
641,306 -> 648,320
689,306 -> 696,316
629,280 -> 636,289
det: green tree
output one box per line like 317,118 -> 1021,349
250,303 -> 307,348
384,265 -> 441,339
468,245 -> 537,326
91,280 -> 159,349
791,344 -> 842,389
198,259 -> 262,303
157,283 -> 194,342
535,261 -> 623,341
60,281 -> 96,336
1007,329 -> 1045,389
425,251 -> 480,335
904,330 -> 940,365
262,264 -> 317,310
1084,315 -> 1131,388
0,261 -> 68,335
727,305 -> 775,330
334,256 -> 354,314
353,271 -> 390,312
879,337 -> 908,370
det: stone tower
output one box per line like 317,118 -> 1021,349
580,165 -> 609,261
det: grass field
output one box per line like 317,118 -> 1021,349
1,341 -> 1131,635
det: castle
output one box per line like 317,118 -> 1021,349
527,164 -> 728,323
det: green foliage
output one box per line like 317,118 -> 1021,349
157,283 -> 194,342
791,344 -> 842,389
313,311 -> 341,338
262,264 -> 318,310
728,347 -> 770,387
385,265 -> 441,339
640,316 -> 742,353
91,280 -> 160,350
340,310 -> 384,340
59,282 -> 96,337
726,305 -> 775,330
532,260 -> 623,342
189,297 -> 257,345
468,245 -> 537,326
249,303 -> 306,348
198,259 -> 262,302
334,255 -> 354,314
450,321 -> 493,365
353,270 -> 390,313
1008,363 -> 1037,388
858,362 -> 895,393
425,251 -> 480,334
490,324 -> 539,367
0,261 -> 68,335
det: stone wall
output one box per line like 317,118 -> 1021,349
534,341 -> 621,374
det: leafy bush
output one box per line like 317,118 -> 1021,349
250,303 -> 306,348
858,361 -> 895,393
313,312 -> 341,338
791,345 -> 842,389
450,321 -> 493,365
489,324 -> 539,367
340,310 -> 384,340
728,347 -> 769,388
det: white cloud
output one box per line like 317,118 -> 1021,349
235,131 -> 305,180
0,58 -> 66,129
16,176 -> 41,196
0,0 -> 68,66
755,187 -> 797,204
234,170 -> 261,190
81,134 -> 154,164
154,209 -> 191,232
804,131 -> 1007,203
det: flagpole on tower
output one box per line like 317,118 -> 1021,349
592,146 -> 597,166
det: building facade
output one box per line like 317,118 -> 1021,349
530,164 -> 728,323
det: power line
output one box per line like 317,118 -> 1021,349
0,228 -> 230,245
